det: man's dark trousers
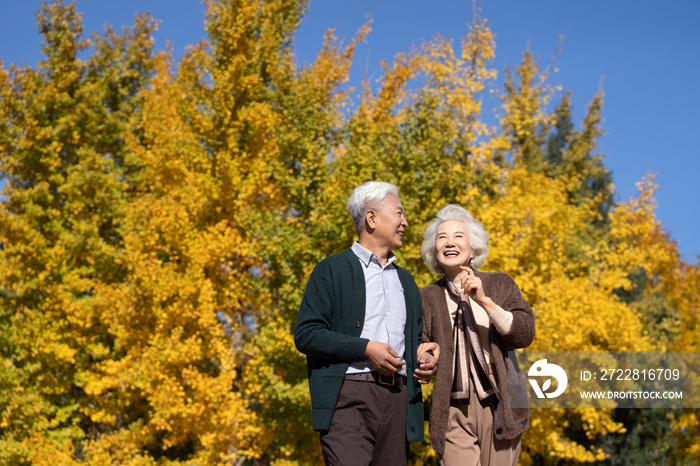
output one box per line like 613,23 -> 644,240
320,378 -> 409,466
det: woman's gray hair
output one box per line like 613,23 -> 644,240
421,204 -> 489,273
347,181 -> 400,234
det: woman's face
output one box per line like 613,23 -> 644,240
435,220 -> 474,275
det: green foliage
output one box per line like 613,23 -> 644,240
502,54 -> 613,224
592,409 -> 681,466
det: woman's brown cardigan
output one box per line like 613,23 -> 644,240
421,272 -> 536,456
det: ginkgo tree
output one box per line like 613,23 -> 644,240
0,1 -> 157,463
1,1 -> 698,465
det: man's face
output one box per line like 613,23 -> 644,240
370,194 -> 408,251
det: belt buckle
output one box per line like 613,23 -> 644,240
379,373 -> 395,386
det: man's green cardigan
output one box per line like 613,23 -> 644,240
294,248 -> 425,442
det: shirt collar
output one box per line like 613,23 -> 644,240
445,274 -> 464,299
449,274 -> 463,293
351,241 -> 397,268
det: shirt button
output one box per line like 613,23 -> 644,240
355,321 -> 360,328
496,428 -> 503,435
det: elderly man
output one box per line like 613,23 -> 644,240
295,181 -> 438,465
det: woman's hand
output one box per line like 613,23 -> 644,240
459,266 -> 497,314
414,342 -> 439,384
417,342 -> 440,362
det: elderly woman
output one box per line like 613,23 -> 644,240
420,205 -> 535,466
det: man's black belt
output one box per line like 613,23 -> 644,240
345,371 -> 407,386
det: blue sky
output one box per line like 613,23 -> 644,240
1,1 -> 699,261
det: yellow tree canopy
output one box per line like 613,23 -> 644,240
1,1 -> 698,465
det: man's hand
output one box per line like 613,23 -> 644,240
414,342 -> 439,384
365,341 -> 406,376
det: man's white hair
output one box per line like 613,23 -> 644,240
421,204 -> 489,273
346,181 -> 400,234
